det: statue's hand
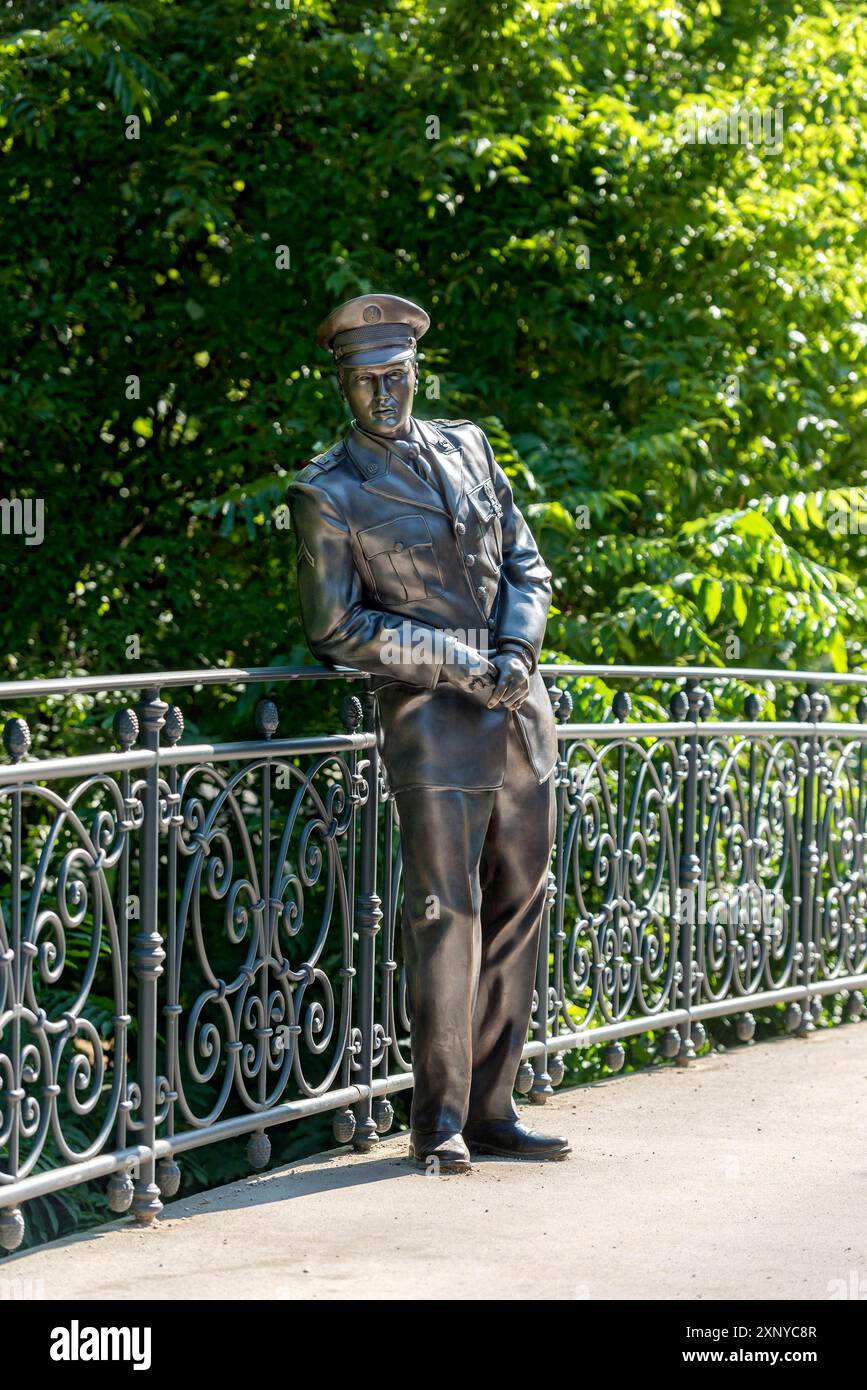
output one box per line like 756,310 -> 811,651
439,640 -> 497,695
484,653 -> 531,710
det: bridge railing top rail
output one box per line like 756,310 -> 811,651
0,660 -> 865,705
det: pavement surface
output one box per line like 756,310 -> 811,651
4,1024 -> 866,1301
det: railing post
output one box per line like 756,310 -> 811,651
370,755 -> 396,1139
529,864 -> 557,1103
105,708 -> 140,1217
692,687 -> 713,1057
132,686 -> 167,1225
611,690 -> 632,1039
675,681 -> 705,1065
850,696 -> 867,1022
0,717 -> 31,1252
528,684 -> 571,1102
155,704 -> 184,1199
795,690 -> 827,1036
525,681 -> 558,1095
548,689 -> 572,1070
352,689 -> 382,1151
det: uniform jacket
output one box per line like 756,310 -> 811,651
286,415 -> 558,793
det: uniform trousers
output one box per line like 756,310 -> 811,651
393,711 -> 556,1136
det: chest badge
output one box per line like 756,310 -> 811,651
483,479 -> 504,519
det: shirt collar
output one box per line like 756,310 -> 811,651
345,416 -> 419,478
352,417 -> 421,446
344,415 -> 457,479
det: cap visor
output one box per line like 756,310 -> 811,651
338,345 -> 415,369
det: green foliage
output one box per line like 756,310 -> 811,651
0,0 -> 865,705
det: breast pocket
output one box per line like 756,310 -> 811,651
357,513 -> 443,605
467,480 -> 503,569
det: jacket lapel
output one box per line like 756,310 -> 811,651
345,419 -> 463,520
415,418 -> 465,521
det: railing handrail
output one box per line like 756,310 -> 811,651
0,663 -> 363,702
543,662 -> 867,686
1,660 -> 866,704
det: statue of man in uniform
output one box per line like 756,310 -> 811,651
287,294 -> 569,1172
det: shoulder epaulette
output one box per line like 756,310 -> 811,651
290,441 -> 346,485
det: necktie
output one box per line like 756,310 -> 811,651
391,433 -> 437,488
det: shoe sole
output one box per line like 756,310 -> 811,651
467,1142 -> 572,1161
409,1154 -> 472,1174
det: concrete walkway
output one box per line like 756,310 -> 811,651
4,1025 -> 866,1301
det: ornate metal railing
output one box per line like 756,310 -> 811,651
1,662 -> 866,1250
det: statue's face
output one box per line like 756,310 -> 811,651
340,359 -> 416,437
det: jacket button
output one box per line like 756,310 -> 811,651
455,522 -> 466,535
476,585 -> 486,599
407,446 -> 419,461
394,541 -> 405,551
465,554 -> 475,566
365,464 -> 376,475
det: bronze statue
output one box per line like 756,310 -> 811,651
287,294 -> 570,1172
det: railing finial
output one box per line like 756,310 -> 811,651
3,716 -> 31,762
612,690 -> 632,722
255,699 -> 279,739
341,694 -> 364,732
744,692 -> 763,720
112,708 -> 139,751
164,704 -> 185,745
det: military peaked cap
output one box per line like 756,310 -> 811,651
315,293 -> 430,368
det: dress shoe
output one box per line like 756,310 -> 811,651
464,1117 -> 571,1160
408,1129 -> 471,1173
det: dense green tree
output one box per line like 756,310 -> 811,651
0,0 -> 865,706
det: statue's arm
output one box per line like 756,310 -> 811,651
288,480 -> 478,687
478,430 -> 553,674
